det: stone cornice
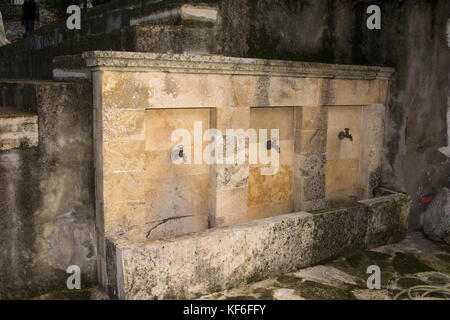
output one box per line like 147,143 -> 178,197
79,51 -> 395,80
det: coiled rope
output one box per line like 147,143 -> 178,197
394,283 -> 450,300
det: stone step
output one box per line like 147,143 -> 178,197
130,3 -> 219,28
0,1 -> 220,79
0,106 -> 38,150
1,22 -> 218,80
0,1 -> 219,57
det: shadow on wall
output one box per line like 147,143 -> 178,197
0,82 -> 97,299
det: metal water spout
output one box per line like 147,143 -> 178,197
266,138 -> 281,153
338,128 -> 353,142
171,145 -> 187,163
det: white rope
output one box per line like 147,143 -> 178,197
394,283 -> 450,300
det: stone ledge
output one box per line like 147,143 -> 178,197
105,192 -> 410,300
130,4 -> 219,28
81,51 -> 395,79
53,51 -> 395,81
0,106 -> 38,151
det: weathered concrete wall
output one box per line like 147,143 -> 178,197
0,81 -> 96,299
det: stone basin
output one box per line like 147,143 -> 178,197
105,189 -> 410,299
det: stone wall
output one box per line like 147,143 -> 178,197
216,0 -> 450,231
0,81 -> 96,299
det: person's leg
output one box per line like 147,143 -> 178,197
24,20 -> 31,33
24,20 -> 35,33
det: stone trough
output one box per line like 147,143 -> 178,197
106,190 -> 409,299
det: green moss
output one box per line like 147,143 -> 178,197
31,287 -> 93,300
435,254 -> 450,263
246,272 -> 265,284
308,202 -> 361,215
366,251 -> 392,260
208,285 -> 223,295
381,271 -> 396,288
325,250 -> 394,287
253,288 -> 274,300
346,252 -> 367,269
392,252 -> 435,275
276,275 -> 302,286
225,296 -> 256,300
426,259 -> 450,274
308,208 -> 331,215
346,251 -> 392,276
425,273 -> 450,286
396,277 -> 428,289
438,245 -> 450,254
191,292 -> 204,300
210,292 -> 224,299
294,281 -> 356,300
391,289 -> 402,298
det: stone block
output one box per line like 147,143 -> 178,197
215,187 -> 248,227
248,165 -> 293,207
103,141 -> 145,173
103,172 -> 145,205
294,153 -> 326,178
216,164 -> 249,190
303,175 -> 326,201
295,129 -> 327,155
326,106 -> 362,161
0,107 -> 38,150
330,79 -> 389,106
296,106 -> 328,130
102,109 -> 145,142
309,204 -> 368,261
325,159 -> 359,200
360,193 -> 411,248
